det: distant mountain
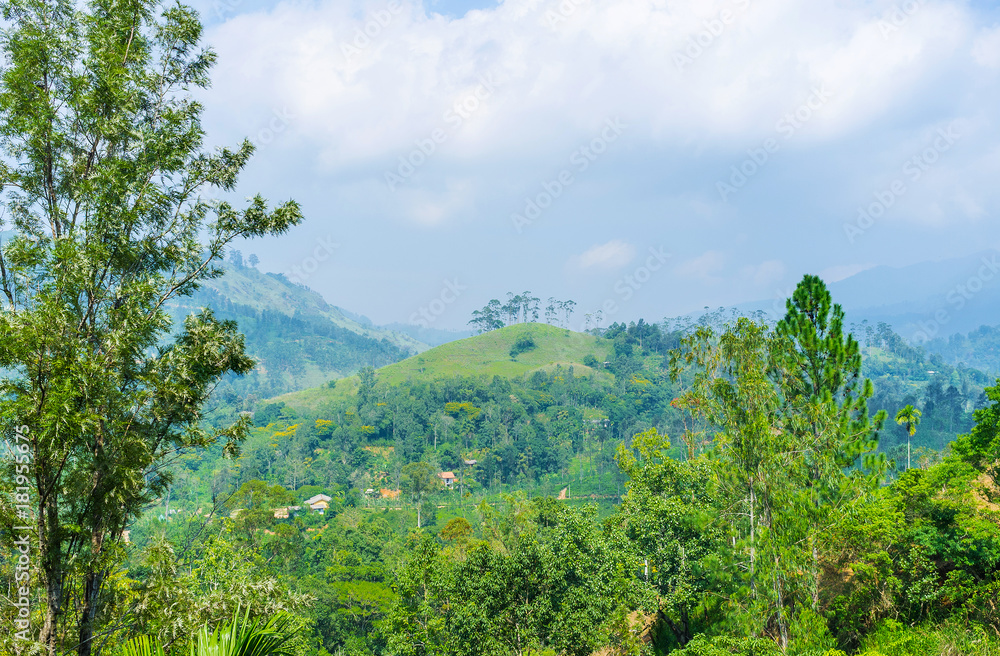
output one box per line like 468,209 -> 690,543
168,262 -> 431,403
731,250 -> 1000,343
380,322 -> 474,347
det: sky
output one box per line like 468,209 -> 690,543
187,0 -> 1000,331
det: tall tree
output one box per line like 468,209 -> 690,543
894,404 -> 922,471
670,320 -> 807,649
0,0 -> 302,653
774,274 -> 886,611
400,462 -> 438,528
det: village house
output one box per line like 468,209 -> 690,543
438,471 -> 456,488
305,493 -> 333,513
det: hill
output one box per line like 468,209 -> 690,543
272,323 -> 614,413
178,258 -> 428,352
169,258 -> 430,402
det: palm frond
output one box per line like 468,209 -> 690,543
190,606 -> 298,656
121,635 -> 168,656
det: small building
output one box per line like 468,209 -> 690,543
463,459 -> 477,466
304,493 -> 332,506
438,471 -> 456,488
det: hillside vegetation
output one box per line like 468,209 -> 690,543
172,257 -> 428,404
273,322 -> 614,413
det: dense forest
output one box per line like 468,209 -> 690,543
100,281 -> 998,656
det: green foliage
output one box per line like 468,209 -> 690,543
509,333 -> 537,359
0,0 -> 302,650
120,606 -> 299,656
383,498 -> 648,656
671,634 -> 782,655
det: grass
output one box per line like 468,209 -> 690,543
272,323 -> 613,413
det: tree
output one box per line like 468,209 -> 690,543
0,0 -> 302,652
469,299 -> 505,333
670,320 -> 805,649
894,404 -> 922,471
615,429 -> 725,647
545,297 -> 558,324
774,274 -> 886,611
559,300 -> 576,327
400,462 -> 438,528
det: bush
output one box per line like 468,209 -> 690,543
510,334 -> 537,359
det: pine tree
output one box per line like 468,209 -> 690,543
774,274 -> 886,610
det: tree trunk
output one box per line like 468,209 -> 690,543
77,566 -> 105,656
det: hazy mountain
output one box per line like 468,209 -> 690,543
168,262 -> 431,400
731,250 -> 1000,343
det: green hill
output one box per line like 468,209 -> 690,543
169,260 -> 431,402
273,323 -> 614,413
173,260 -> 428,353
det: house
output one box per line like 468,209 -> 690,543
438,471 -> 456,488
304,493 -> 332,506
463,459 -> 477,466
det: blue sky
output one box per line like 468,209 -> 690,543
190,0 -> 1000,331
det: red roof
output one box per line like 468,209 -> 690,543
438,471 -> 456,479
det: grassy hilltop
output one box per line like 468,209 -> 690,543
273,323 -> 614,413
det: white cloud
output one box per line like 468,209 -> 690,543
205,0 -> 984,172
973,25 -> 1000,68
575,239 -> 635,269
676,250 -> 726,282
741,259 -> 785,287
